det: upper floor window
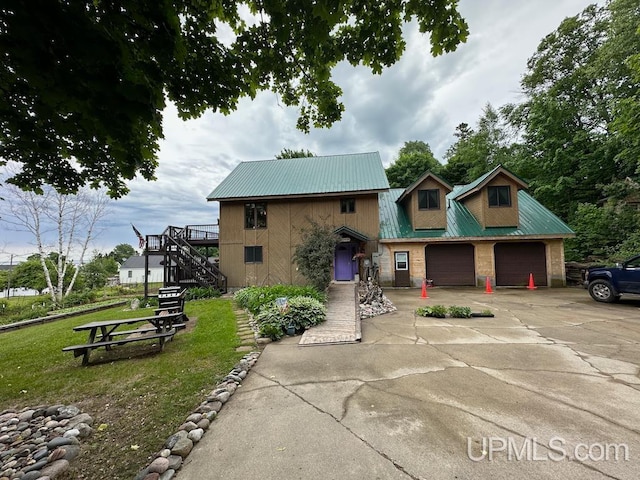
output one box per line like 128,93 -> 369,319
245,202 -> 267,229
418,189 -> 440,210
340,198 -> 356,214
488,186 -> 511,207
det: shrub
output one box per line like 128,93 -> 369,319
235,285 -> 325,315
292,220 -> 341,291
256,296 -> 326,340
448,305 -> 472,318
415,305 -> 447,318
140,296 -> 159,307
0,300 -> 52,326
58,290 -> 97,309
185,287 -> 221,300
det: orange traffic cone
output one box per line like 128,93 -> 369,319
484,276 -> 493,294
421,279 -> 429,298
527,273 -> 537,290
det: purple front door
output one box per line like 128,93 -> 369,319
335,244 -> 356,281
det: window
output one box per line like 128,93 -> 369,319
245,203 -> 267,229
340,198 -> 356,214
418,189 -> 440,210
394,252 -> 408,270
488,186 -> 511,207
127,270 -> 132,278
244,246 -> 263,263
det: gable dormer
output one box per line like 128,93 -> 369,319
396,171 -> 452,230
454,166 -> 527,228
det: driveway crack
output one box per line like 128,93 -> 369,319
253,370 -> 420,480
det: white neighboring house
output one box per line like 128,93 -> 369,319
119,256 -> 164,285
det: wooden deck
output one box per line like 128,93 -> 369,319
299,282 -> 361,346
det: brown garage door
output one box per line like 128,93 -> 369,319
494,242 -> 547,286
425,244 -> 475,286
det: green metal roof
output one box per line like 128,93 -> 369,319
453,165 -> 528,201
207,152 -> 389,201
396,170 -> 452,205
334,225 -> 369,242
380,187 -> 575,240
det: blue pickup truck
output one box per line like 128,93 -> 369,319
585,255 -> 640,302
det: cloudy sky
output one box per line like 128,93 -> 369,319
0,0 -> 600,265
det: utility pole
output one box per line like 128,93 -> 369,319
6,253 -> 13,298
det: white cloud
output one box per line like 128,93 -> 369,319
0,0 -> 601,262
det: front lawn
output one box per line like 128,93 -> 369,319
0,298 -> 243,480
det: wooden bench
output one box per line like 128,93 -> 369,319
107,323 -> 187,338
63,313 -> 185,366
154,305 -> 181,315
63,328 -> 177,366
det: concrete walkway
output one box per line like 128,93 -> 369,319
178,288 -> 640,480
298,282 -> 361,346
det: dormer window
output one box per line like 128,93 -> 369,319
488,186 -> 511,207
418,189 -> 440,210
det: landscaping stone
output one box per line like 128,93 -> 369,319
187,428 -> 204,443
148,456 -> 170,474
135,351 -> 261,478
0,406 -> 93,480
170,437 -> 193,457
358,281 -> 397,318
40,459 -> 70,477
159,469 -> 176,480
2,349 -> 261,479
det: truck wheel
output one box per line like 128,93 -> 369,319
588,280 -> 617,303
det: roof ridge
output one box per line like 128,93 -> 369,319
237,151 -> 381,165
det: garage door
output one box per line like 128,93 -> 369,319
425,244 -> 475,286
494,242 -> 547,286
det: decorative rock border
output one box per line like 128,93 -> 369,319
133,351 -> 261,480
0,405 -> 94,479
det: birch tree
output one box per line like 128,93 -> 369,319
1,181 -> 110,305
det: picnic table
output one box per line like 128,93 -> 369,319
62,312 -> 186,365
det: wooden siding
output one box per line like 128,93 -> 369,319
218,194 -> 380,287
464,194 -> 485,228
485,175 -> 519,227
408,178 -> 447,230
460,173 -> 520,228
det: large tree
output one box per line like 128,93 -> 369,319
505,3 -> 622,221
10,253 -> 76,293
608,0 -> 640,177
109,244 -> 137,264
275,149 -> 316,159
1,179 -> 110,305
501,0 -> 640,261
441,104 -> 517,185
81,252 -> 119,290
0,0 -> 468,198
385,141 -> 442,188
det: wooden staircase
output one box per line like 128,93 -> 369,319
146,225 -> 227,293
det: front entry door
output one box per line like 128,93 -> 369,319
335,244 -> 355,281
394,251 -> 411,287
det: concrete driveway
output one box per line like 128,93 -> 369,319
178,287 -> 640,480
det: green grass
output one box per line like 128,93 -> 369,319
0,299 -> 244,480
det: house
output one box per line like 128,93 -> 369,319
119,255 -> 164,285
207,153 -> 388,287
378,167 -> 574,287
207,153 -> 574,288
